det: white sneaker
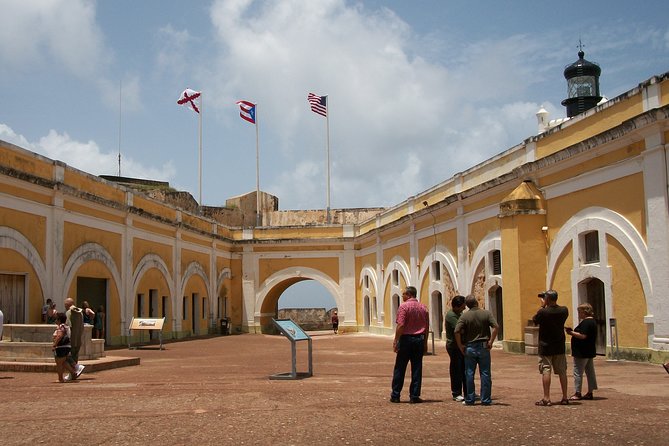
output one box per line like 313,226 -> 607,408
453,395 -> 465,402
75,364 -> 85,378
63,373 -> 72,382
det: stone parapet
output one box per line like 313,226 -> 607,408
0,324 -> 105,362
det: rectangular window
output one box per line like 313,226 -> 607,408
392,270 -> 399,286
182,297 -> 187,321
162,296 -> 168,318
432,261 -> 441,281
492,250 -> 502,275
202,297 -> 207,319
584,231 -> 600,263
364,275 -> 369,288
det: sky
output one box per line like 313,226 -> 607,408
1,0 -> 668,309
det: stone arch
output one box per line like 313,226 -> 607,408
359,264 -> 379,322
382,256 -> 410,329
216,267 -> 233,296
0,226 -> 47,300
132,253 -> 175,299
255,266 -> 341,333
131,253 -> 175,328
180,261 -> 211,298
547,207 -> 650,299
468,231 -> 502,306
548,207 -> 651,347
419,246 -> 459,296
216,267 -> 233,321
62,242 -> 122,314
382,256 -> 411,297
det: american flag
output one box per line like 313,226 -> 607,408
307,93 -> 327,117
177,88 -> 201,114
236,100 -> 256,124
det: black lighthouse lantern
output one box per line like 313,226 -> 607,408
561,48 -> 602,118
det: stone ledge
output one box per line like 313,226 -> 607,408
0,355 -> 140,373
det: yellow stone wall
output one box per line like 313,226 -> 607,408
0,248 -> 44,323
608,235 -> 647,347
62,222 -> 122,268
0,207 -> 46,262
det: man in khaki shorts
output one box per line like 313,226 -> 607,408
532,290 -> 569,406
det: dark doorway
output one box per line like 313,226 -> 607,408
392,294 -> 401,328
363,296 -> 370,329
76,277 -> 107,341
490,287 -> 503,341
584,278 -> 607,355
431,291 -> 444,339
191,293 -> 199,335
0,273 -> 26,323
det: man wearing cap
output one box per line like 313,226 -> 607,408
445,295 -> 467,402
454,296 -> 499,406
533,289 -> 569,406
390,286 -> 429,404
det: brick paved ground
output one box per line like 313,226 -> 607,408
1,333 -> 668,445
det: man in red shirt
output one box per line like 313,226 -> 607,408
390,286 -> 429,404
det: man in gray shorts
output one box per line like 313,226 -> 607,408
532,289 -> 569,406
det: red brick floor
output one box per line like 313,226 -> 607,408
1,333 -> 668,445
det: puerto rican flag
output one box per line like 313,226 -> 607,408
177,88 -> 201,113
236,100 -> 256,124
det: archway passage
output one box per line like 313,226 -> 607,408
262,278 -> 337,334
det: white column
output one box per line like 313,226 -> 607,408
340,243 -> 356,327
642,131 -> 669,349
241,245 -> 258,332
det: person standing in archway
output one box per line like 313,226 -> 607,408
331,310 -> 339,334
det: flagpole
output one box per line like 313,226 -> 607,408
198,92 -> 203,206
325,95 -> 331,224
118,79 -> 122,176
255,104 -> 261,227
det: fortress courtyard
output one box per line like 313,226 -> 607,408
1,333 -> 668,445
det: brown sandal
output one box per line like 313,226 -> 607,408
559,398 -> 570,405
582,393 -> 593,400
535,399 -> 552,406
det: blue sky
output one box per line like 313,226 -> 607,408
1,0 -> 668,309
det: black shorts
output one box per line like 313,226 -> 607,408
54,347 -> 71,358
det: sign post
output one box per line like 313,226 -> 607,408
270,318 -> 313,380
128,317 -> 166,350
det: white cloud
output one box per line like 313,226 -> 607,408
0,124 -> 175,182
204,0 -> 545,207
0,0 -> 110,77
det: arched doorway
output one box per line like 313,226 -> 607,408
363,295 -> 370,329
581,278 -> 606,355
489,286 -> 503,341
431,291 -> 444,339
259,273 -> 340,334
391,294 -> 401,328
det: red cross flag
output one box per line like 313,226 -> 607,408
177,88 -> 201,113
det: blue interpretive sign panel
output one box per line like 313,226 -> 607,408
274,318 -> 310,341
270,318 -> 312,380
